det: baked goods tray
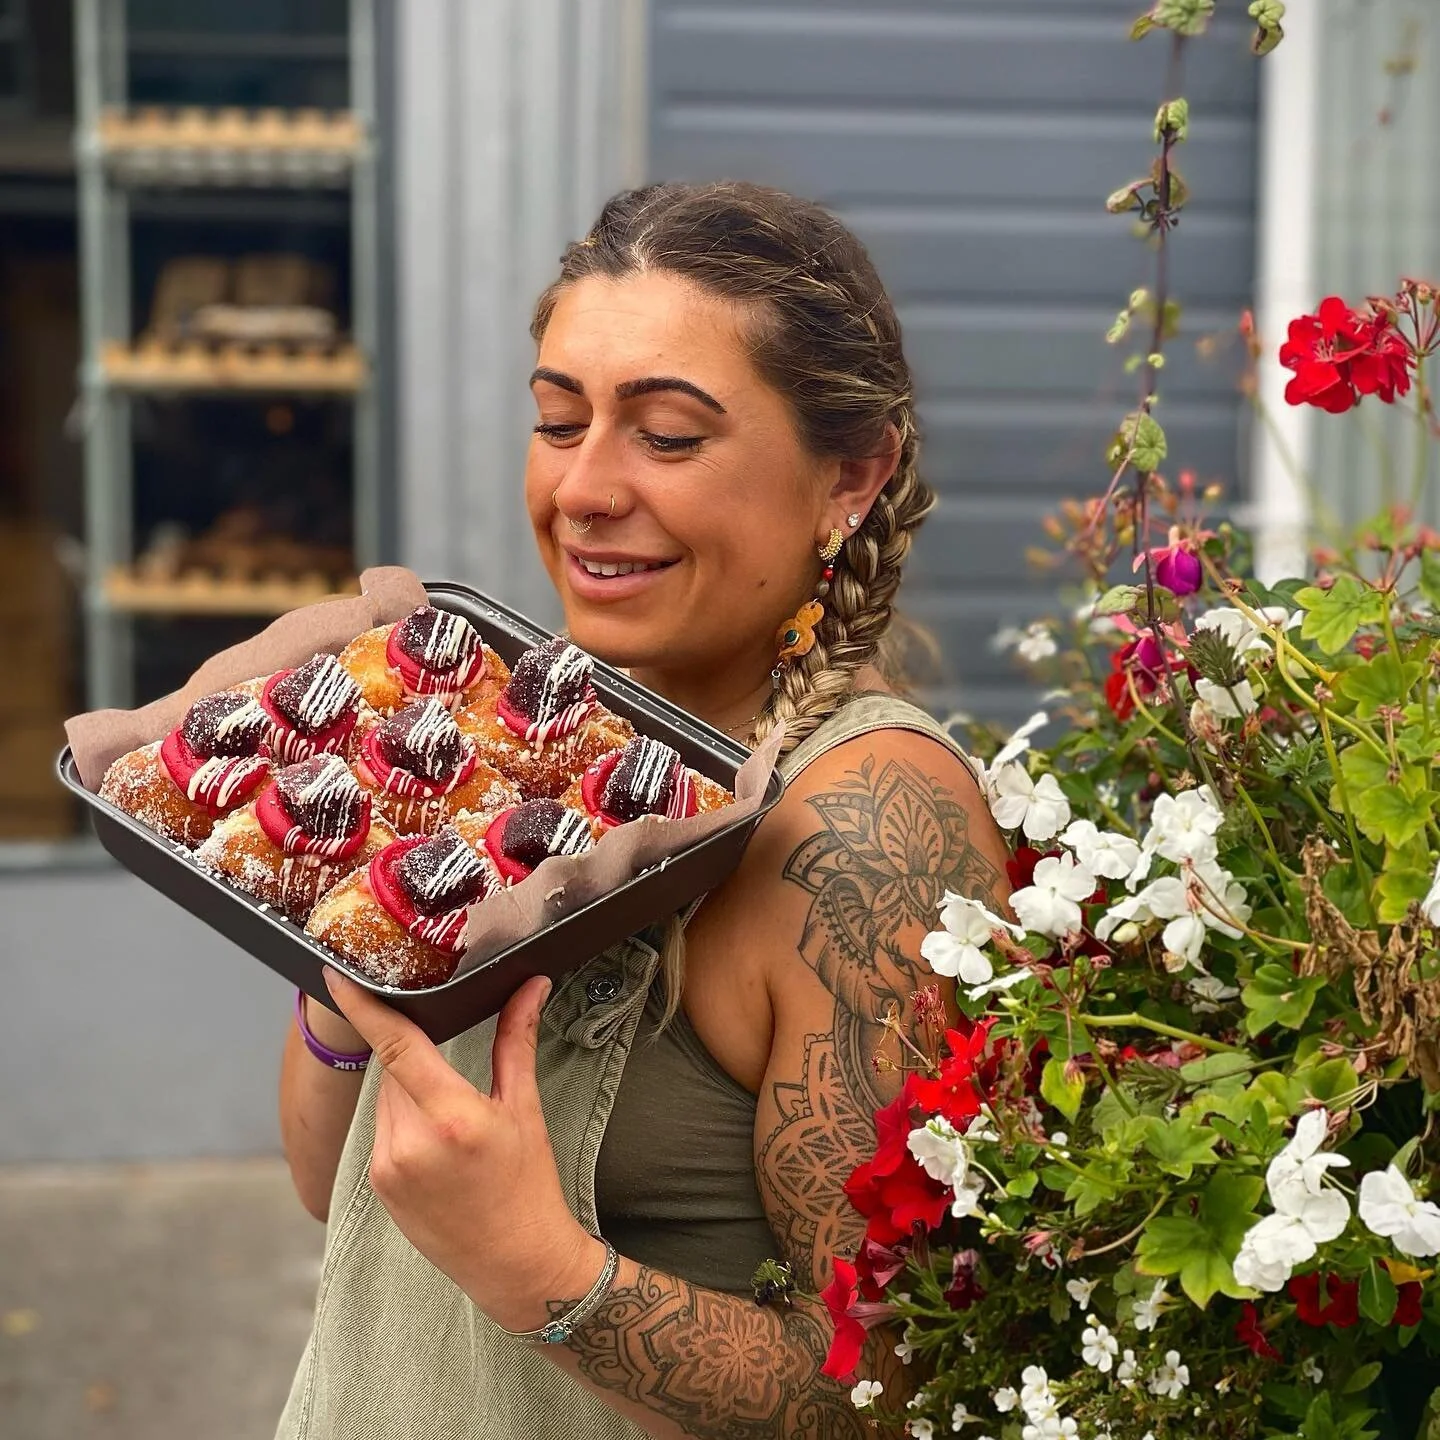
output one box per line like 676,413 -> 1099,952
57,581 -> 784,1044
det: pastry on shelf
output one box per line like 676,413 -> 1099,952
245,652 -> 367,764
99,691 -> 272,847
455,637 -> 633,798
306,826 -> 498,990
195,753 -> 397,924
454,797 -> 594,886
353,698 -> 520,837
339,604 -> 509,716
559,735 -> 734,839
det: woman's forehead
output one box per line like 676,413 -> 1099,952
539,272 -> 756,386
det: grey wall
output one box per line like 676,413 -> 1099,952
0,870 -> 289,1162
648,0 -> 1260,716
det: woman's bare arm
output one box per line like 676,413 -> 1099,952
537,734 -> 1010,1438
279,996 -> 368,1221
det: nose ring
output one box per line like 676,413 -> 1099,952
553,491 -> 615,535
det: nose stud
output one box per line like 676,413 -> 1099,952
553,492 -> 615,535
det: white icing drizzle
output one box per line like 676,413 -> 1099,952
270,725 -> 327,764
617,738 -> 680,814
523,698 -> 595,748
413,836 -> 487,905
535,645 -> 592,721
283,825 -> 362,860
548,807 -> 593,858
280,755 -> 365,854
399,700 -> 468,780
666,769 -> 697,820
186,754 -> 268,807
418,610 -> 476,670
211,695 -> 266,748
289,655 -> 360,731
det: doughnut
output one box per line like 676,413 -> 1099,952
195,753 -> 396,923
352,698 -> 521,836
454,637 -> 632,798
453,796 -> 594,885
338,605 -> 510,716
558,735 -> 733,840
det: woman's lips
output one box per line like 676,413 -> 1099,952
564,549 -> 679,601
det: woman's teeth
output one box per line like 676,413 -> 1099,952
578,559 -> 668,577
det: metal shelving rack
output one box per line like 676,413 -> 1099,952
71,0 -> 380,712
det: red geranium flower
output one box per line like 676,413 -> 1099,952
1350,311 -> 1414,403
1393,1282 -> 1423,1329
819,1257 -> 894,1381
908,1021 -> 993,1126
1236,1301 -> 1282,1361
844,1152 -> 950,1242
1279,295 -> 1415,412
1288,1271 -> 1359,1329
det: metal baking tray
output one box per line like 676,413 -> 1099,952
57,581 -> 784,1043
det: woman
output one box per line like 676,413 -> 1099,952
277,180 -> 1010,1440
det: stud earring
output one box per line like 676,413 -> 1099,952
847,512 -> 862,528
773,528 -> 846,678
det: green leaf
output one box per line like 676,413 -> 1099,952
1299,1058 -> 1360,1107
1296,576 -> 1387,654
1342,1362 -> 1384,1396
1134,1171 -> 1263,1307
1376,863 -> 1433,924
1180,1053 -> 1258,1086
1300,1392 -> 1342,1440
1040,1056 -> 1086,1122
1358,1260 -> 1398,1326
1346,760 -> 1435,849
1242,963 -> 1326,1036
1094,583 -> 1144,617
1108,412 -> 1168,473
1005,1170 -> 1039,1199
1419,550 -> 1440,611
1064,1158 -> 1132,1218
1141,1112 -> 1221,1180
1130,14 -> 1157,40
1335,653 -> 1425,719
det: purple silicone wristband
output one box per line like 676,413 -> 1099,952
295,988 -> 371,1071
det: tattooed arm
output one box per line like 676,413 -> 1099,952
539,733 -> 1011,1439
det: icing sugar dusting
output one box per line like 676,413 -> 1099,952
395,830 -> 492,913
272,654 -> 361,732
397,606 -> 478,671
277,754 -> 366,840
381,700 -> 468,780
603,736 -> 680,821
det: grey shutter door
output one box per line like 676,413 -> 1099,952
648,0 -> 1259,719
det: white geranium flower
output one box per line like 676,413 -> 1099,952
851,1380 -> 884,1409
1194,677 -> 1259,719
1022,1420 -> 1077,1440
994,711 -> 1050,768
1143,787 -> 1224,866
1422,860 -> 1440,927
992,1388 -> 1019,1414
1116,1349 -> 1138,1388
1132,1279 -> 1167,1332
951,1170 -> 987,1219
1081,1321 -> 1119,1372
1232,1234 -> 1292,1293
1065,1276 -> 1099,1309
1267,1109 -> 1348,1202
920,893 -> 1024,986
1302,1357 -> 1324,1385
908,1117 -> 969,1189
965,969 -> 1032,1004
1359,1167 -> 1440,1257
1017,624 -> 1058,663
910,1421 -> 935,1440
1010,854 -> 1096,938
1019,1367 -> 1052,1417
1188,973 -> 1239,1012
1060,820 -> 1142,880
1233,1177 -> 1351,1292
1161,914 -> 1207,967
988,765 -> 1072,842
1095,874 -> 1187,942
1148,1350 -> 1190,1400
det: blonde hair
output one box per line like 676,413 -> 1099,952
531,181 -> 936,1023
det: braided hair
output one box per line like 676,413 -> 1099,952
531,180 -> 936,758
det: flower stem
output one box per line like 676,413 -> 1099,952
1075,1012 -> 1245,1054
1314,703 -> 1378,926
1084,1192 -> 1172,1259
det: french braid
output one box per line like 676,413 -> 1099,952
532,182 -> 937,1019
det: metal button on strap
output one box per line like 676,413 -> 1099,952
585,974 -> 622,1005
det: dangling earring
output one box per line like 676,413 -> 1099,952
773,528 -> 844,684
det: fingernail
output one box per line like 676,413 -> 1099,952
539,977 -> 553,1005
323,968 -> 342,993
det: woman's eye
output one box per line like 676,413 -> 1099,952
533,422 -> 586,444
639,430 -> 705,455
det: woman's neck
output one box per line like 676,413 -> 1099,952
626,664 -> 776,742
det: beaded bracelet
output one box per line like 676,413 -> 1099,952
501,1241 -> 620,1345
294,988 -> 372,1071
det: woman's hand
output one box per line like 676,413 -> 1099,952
323,968 -> 604,1331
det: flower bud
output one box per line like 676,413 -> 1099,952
1154,98 -> 1190,143
1111,921 -> 1142,947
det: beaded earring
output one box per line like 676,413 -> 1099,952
773,528 -> 845,680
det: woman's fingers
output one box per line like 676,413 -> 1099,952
324,968 -> 476,1116
489,974 -> 552,1109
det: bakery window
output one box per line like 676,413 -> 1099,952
0,0 -> 386,862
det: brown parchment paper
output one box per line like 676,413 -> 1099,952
63,564 -> 785,978
65,566 -> 429,790
450,725 -> 784,976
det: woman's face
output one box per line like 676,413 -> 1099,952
525,271 -> 833,682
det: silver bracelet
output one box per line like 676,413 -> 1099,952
502,1240 -> 620,1345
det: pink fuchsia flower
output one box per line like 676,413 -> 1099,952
1137,526 -> 1202,596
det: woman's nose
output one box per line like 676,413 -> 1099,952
552,426 -> 626,524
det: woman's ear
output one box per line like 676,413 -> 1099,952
827,421 -> 902,535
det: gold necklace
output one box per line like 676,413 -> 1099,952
720,703 -> 769,745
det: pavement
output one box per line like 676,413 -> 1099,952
0,1158 -> 325,1440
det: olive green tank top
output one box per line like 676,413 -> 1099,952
276,694 -> 971,1440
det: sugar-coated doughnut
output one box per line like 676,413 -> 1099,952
338,606 -> 509,716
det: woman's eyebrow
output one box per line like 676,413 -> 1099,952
615,376 -> 727,414
530,366 -> 584,395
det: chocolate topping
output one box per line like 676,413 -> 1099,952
269,654 -> 361,733
181,692 -> 268,759
601,736 -> 682,822
393,829 -> 492,915
501,638 -> 593,724
376,700 -> 469,780
274,754 -> 367,839
499,799 -> 593,869
394,606 -> 479,673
